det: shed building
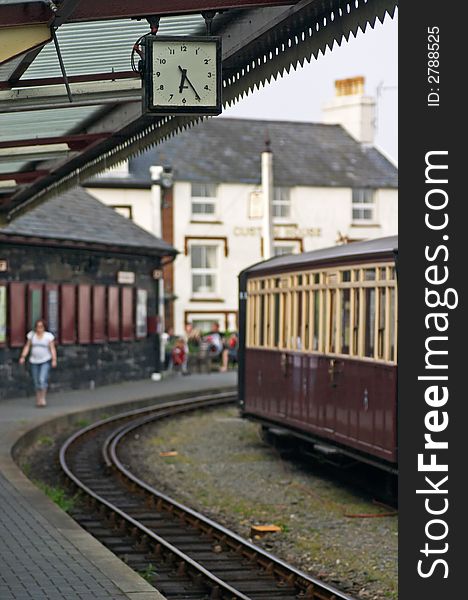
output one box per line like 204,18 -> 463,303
0,187 -> 176,400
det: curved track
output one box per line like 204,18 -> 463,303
60,391 -> 356,600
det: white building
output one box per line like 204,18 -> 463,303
86,77 -> 398,335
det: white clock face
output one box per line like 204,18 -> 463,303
151,40 -> 218,108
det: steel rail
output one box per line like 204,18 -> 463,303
107,405 -> 357,600
60,392 -> 247,600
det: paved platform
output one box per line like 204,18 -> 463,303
0,372 -> 237,600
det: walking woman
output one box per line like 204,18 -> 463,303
19,319 -> 57,407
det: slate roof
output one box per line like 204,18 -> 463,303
88,118 -> 397,189
0,187 -> 176,256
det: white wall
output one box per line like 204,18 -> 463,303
86,187 -> 154,234
86,181 -> 397,335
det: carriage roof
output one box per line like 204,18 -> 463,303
242,236 -> 398,277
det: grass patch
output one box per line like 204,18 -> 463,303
34,481 -> 78,513
37,435 -> 54,446
139,563 -> 156,583
75,419 -> 90,428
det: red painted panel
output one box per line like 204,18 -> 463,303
147,315 -> 157,334
92,285 -> 106,343
9,283 -> 26,348
78,285 -> 91,344
60,284 -> 76,345
121,287 -> 134,341
107,286 -> 119,342
244,348 -> 397,464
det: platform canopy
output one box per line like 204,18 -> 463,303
0,0 -> 397,222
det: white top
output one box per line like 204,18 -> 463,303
27,331 -> 55,364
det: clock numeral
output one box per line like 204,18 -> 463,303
204,59 -> 211,64
159,59 -> 166,64
182,98 -> 187,104
204,85 -> 210,90
169,94 -> 174,101
196,47 -> 200,55
159,85 -> 164,90
180,45 -> 187,52
207,72 -> 212,78
168,48 -> 175,55
156,71 -> 161,77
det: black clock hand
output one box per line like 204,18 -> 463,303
178,66 -> 188,93
178,65 -> 200,100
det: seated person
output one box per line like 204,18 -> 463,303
171,338 -> 186,372
203,322 -> 224,360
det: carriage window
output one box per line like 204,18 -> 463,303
273,293 -> 280,348
364,268 -> 376,281
281,292 -> 289,349
353,289 -> 360,354
341,289 -> 351,354
252,295 -> 258,345
364,288 -> 376,357
378,288 -> 386,359
296,290 -> 303,350
329,290 -> 336,353
342,270 -> 351,282
259,295 -> 265,347
303,291 -> 310,351
389,287 -> 396,362
313,291 -> 320,351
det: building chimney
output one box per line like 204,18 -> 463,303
261,136 -> 274,260
322,76 -> 376,145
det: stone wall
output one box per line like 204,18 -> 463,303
0,241 -> 162,400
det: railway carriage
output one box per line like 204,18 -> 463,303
238,236 -> 398,473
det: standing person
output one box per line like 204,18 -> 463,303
220,332 -> 239,372
19,319 -> 57,407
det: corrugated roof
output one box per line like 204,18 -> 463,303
0,186 -> 176,255
23,17 -> 205,79
91,118 -> 398,188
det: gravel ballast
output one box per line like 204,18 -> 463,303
122,406 -> 397,599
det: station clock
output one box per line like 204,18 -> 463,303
143,35 -> 222,116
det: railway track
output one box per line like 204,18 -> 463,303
60,391 -> 356,600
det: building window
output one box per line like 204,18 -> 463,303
352,189 -> 375,222
191,183 -> 217,218
273,239 -> 302,256
111,205 -> 133,220
273,186 -> 291,218
191,244 -> 218,295
274,245 -> 296,257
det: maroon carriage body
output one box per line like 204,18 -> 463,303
238,237 -> 398,471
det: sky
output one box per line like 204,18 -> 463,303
222,10 -> 398,163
